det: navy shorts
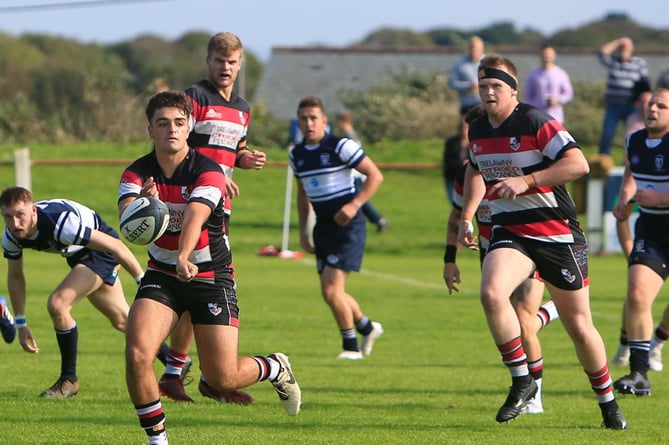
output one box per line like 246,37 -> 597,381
136,270 -> 240,327
65,224 -> 121,286
629,218 -> 669,280
487,228 -> 588,290
313,212 -> 366,274
67,249 -> 119,286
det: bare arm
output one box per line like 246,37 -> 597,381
613,162 -> 636,221
7,257 -> 27,316
458,163 -> 485,249
600,37 -> 626,56
87,230 -> 145,281
488,147 -> 589,200
236,146 -> 267,170
336,157 -> 384,225
443,205 -> 462,294
7,257 -> 39,353
296,181 -> 315,253
176,201 -> 211,282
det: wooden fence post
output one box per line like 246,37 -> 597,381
14,147 -> 31,190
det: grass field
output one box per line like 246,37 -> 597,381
0,143 -> 668,444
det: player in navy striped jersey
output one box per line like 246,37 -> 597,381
158,32 -> 263,405
120,91 -> 300,445
457,55 -> 626,429
290,96 -> 384,360
1,187 -> 149,398
612,88 -> 669,396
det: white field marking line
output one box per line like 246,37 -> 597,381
297,258 -> 444,290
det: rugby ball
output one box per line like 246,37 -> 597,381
119,197 -> 170,245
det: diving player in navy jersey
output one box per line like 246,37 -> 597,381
0,187 -> 149,398
290,96 -> 384,360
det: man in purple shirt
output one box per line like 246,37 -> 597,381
523,44 -> 574,124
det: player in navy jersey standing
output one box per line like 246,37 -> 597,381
612,88 -> 669,396
120,91 -> 300,445
0,187 -> 152,398
158,32 -> 264,404
290,96 -> 384,360
457,55 -> 627,429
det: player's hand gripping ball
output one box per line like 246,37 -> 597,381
119,197 -> 170,245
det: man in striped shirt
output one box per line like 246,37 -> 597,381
598,37 -> 650,155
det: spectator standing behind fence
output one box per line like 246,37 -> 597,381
448,36 -> 485,116
334,110 -> 389,233
597,37 -> 650,156
523,44 -> 573,124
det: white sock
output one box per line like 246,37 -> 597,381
538,300 -> 559,328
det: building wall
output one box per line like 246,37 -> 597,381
254,46 -> 669,119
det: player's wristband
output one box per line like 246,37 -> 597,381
235,150 -> 249,167
15,315 -> 27,328
443,244 -> 457,263
523,173 -> 537,188
135,273 -> 144,285
462,220 -> 474,235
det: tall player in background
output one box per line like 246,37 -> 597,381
158,32 -> 265,404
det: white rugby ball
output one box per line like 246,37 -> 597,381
119,197 -> 170,245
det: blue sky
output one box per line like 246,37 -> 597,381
1,0 -> 668,61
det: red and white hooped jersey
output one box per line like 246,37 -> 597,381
185,79 -> 251,215
467,103 -> 584,244
118,149 -> 233,287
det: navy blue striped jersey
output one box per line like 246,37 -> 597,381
289,133 -> 365,222
2,199 -> 108,260
625,129 -> 669,222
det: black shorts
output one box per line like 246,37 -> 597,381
67,249 -> 119,286
487,228 -> 588,290
314,212 -> 366,274
136,270 -> 240,326
629,218 -> 669,280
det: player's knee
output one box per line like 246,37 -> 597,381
480,287 -> 507,311
321,288 -> 339,305
107,310 -> 128,332
46,293 -> 70,318
562,319 -> 592,344
627,289 -> 652,312
125,343 -> 153,368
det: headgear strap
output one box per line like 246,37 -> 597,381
479,67 -> 517,90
